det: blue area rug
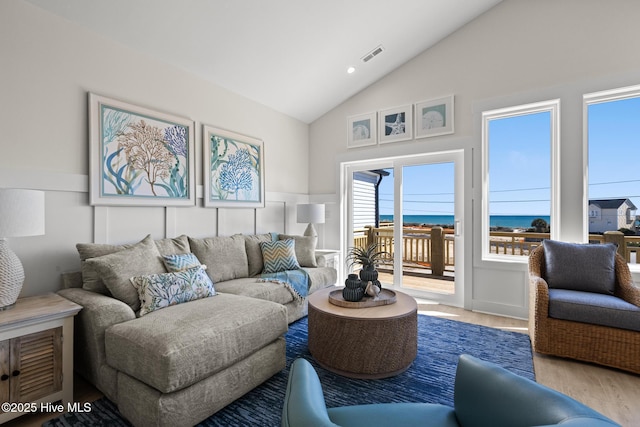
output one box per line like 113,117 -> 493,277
42,315 -> 533,427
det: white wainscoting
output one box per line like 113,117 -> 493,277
1,170 -> 316,297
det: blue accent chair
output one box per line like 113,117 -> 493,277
282,355 -> 619,427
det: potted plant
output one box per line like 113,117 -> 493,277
345,242 -> 388,287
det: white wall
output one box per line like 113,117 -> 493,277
0,0 -> 317,297
309,0 -> 640,318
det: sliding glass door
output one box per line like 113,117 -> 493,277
344,150 -> 464,306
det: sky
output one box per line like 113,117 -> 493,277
377,95 -> 640,218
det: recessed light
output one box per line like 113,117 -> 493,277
347,66 -> 356,74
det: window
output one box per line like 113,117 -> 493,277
585,85 -> 640,262
481,100 -> 559,260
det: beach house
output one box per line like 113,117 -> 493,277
2,1 -> 639,425
589,198 -> 638,233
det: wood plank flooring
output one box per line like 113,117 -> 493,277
418,300 -> 640,427
6,301 -> 639,427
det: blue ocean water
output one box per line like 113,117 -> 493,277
379,214 -> 550,229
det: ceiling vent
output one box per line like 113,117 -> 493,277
361,45 -> 384,63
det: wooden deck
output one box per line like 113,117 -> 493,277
377,270 -> 454,294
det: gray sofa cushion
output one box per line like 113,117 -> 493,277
154,235 -> 191,255
213,277 -> 295,305
543,240 -> 617,295
86,235 -> 167,312
305,267 -> 337,293
105,293 -> 288,393
77,235 -> 190,295
189,235 -> 249,283
279,234 -> 317,267
548,289 -> 640,332
244,233 -> 273,277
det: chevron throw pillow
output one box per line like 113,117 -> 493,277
260,239 -> 301,274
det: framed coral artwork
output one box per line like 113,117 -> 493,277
89,93 -> 195,206
203,125 -> 265,208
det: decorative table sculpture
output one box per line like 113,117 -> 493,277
342,273 -> 364,302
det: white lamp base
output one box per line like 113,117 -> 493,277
0,239 -> 24,310
304,223 -> 317,237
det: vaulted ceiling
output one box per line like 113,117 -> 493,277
25,0 -> 502,123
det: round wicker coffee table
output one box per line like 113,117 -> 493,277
308,286 -> 417,379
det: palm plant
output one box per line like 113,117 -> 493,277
346,242 -> 388,271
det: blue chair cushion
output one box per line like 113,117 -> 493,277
549,289 -> 640,332
327,403 -> 458,427
543,240 -> 617,295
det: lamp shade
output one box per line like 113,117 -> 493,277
297,204 -> 325,224
0,189 -> 45,238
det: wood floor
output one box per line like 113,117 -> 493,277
6,302 -> 639,427
417,300 -> 640,427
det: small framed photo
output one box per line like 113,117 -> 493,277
415,95 -> 454,138
347,112 -> 377,148
203,125 -> 265,208
379,104 -> 413,144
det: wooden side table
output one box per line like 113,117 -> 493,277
308,286 -> 417,379
0,293 -> 81,423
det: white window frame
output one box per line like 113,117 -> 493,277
481,100 -> 560,262
583,84 -> 640,245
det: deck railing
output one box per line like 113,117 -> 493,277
352,226 -> 638,274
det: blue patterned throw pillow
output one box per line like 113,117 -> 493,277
260,239 -> 301,274
130,266 -> 216,316
162,253 -> 202,272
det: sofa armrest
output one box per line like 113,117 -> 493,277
57,288 -> 135,380
453,354 -> 619,427
282,358 -> 338,427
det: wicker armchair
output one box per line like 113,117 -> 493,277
529,244 -> 640,374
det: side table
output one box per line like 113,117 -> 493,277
308,286 -> 417,379
315,250 -> 340,269
0,293 -> 82,423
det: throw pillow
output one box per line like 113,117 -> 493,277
154,235 -> 191,255
543,239 -> 617,295
130,266 -> 216,316
188,235 -> 249,283
244,233 -> 274,277
76,234 -> 191,294
76,241 -> 131,295
163,253 -> 202,272
279,234 -> 318,267
85,235 -> 166,312
260,239 -> 301,274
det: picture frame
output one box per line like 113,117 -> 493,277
347,112 -> 377,148
378,104 -> 413,144
203,125 -> 265,208
415,95 -> 455,138
89,93 -> 195,206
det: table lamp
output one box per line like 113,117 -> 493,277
297,203 -> 325,237
0,189 -> 45,310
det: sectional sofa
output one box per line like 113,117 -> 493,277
58,233 -> 337,427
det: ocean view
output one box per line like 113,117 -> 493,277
380,214 -> 551,229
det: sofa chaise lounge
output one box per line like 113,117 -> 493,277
58,233 -> 337,427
